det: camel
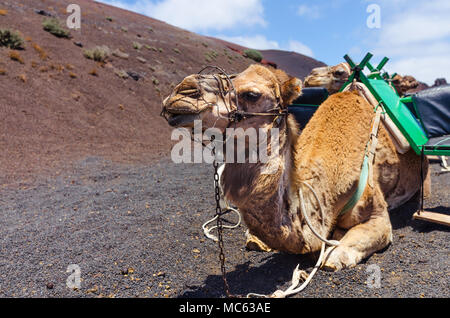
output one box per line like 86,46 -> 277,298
304,63 -> 428,96
305,64 -> 449,171
304,62 -> 351,94
161,64 -> 429,271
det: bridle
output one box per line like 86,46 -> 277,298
195,66 -> 289,129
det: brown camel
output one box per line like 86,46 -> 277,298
304,62 -> 429,97
161,64 -> 429,271
304,62 -> 351,94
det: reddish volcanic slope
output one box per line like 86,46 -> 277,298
0,0 -> 326,185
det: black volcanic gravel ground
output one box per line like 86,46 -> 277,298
0,156 -> 448,298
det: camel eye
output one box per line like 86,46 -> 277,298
334,69 -> 345,76
240,91 -> 262,102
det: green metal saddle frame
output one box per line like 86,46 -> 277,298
340,53 -> 450,157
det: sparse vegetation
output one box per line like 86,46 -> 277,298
173,48 -> 180,54
9,50 -> 24,64
0,29 -> 24,49
69,72 -> 77,78
18,74 -> 27,83
112,49 -> 129,59
158,48 -> 164,53
145,45 -> 158,52
106,17 -> 113,22
89,68 -> 98,76
0,9 -> 8,16
42,18 -> 71,38
83,45 -> 111,62
133,42 -> 142,50
244,49 -> 263,62
152,77 -> 159,86
137,56 -> 147,64
201,42 -> 208,48
50,63 -> 64,72
0,68 -> 6,75
114,69 -> 129,79
169,58 -> 175,64
32,43 -> 48,60
121,26 -> 128,32
204,50 -> 218,63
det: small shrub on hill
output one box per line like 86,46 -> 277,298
89,68 -> 98,76
42,18 -> 71,38
112,49 -> 129,59
18,74 -> 27,82
83,45 -> 111,62
244,49 -> 263,62
9,50 -> 24,64
32,43 -> 48,60
133,42 -> 142,50
0,29 -> 24,49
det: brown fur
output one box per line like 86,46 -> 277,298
304,62 -> 350,94
162,65 -> 427,271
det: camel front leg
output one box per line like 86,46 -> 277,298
245,230 -> 273,252
322,189 -> 393,271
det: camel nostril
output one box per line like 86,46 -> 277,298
178,88 -> 197,94
176,86 -> 201,99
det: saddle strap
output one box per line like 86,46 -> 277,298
338,106 -> 382,216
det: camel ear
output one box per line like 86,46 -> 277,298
280,77 -> 302,106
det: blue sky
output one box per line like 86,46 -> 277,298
97,0 -> 450,84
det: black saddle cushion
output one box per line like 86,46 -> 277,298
292,87 -> 329,106
288,105 -> 317,129
413,85 -> 450,138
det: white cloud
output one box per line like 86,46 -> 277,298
387,56 -> 450,86
98,0 -> 266,32
370,0 -> 450,84
217,35 -> 280,50
297,4 -> 321,19
216,35 -> 314,57
288,40 -> 314,57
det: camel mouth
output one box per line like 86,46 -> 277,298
166,113 -> 200,127
304,77 -> 331,87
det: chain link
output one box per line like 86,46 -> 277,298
210,135 -> 234,298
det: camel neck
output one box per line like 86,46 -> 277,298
220,117 -> 302,251
220,116 -> 332,253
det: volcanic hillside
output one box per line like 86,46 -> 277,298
208,37 -> 326,79
0,0 -> 326,186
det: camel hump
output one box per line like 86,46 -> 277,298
308,90 -> 373,131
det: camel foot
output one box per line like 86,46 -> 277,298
321,246 -> 361,272
245,231 -> 273,252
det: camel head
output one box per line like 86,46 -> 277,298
304,62 -> 350,94
161,64 -> 303,132
391,74 -> 421,96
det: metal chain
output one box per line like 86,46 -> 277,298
211,135 -> 233,298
